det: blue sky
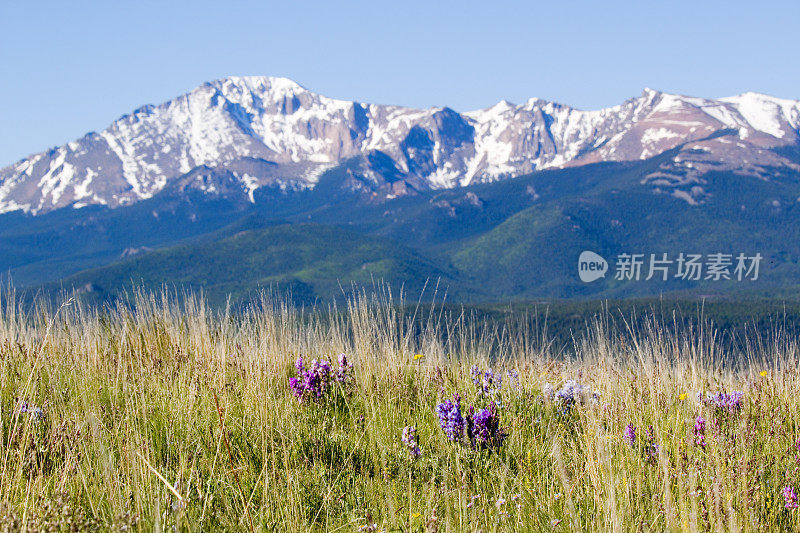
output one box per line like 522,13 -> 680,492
1,0 -> 798,167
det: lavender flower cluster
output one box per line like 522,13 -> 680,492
289,353 -> 353,402
470,366 -> 503,397
623,424 -> 636,447
401,426 -> 422,458
12,399 -> 45,422
783,486 -> 798,509
623,423 -> 659,460
544,380 -> 600,411
644,425 -> 659,460
468,402 -> 507,449
782,440 -> 800,510
436,394 -> 465,441
435,393 -> 506,450
507,369 -> 519,391
693,415 -> 707,448
700,390 -> 745,413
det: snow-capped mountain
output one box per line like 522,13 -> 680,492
2,76 -> 799,214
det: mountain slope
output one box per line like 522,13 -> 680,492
46,223 -> 465,305
31,152 -> 800,304
2,77 -> 799,214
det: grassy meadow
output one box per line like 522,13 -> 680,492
0,288 -> 798,531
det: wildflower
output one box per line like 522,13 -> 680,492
760,370 -> 767,377
12,400 -> 45,422
471,366 -> 503,396
703,391 -> 744,413
783,486 -> 798,509
542,382 -> 555,401
693,415 -> 706,448
496,498 -> 506,507
470,365 -> 481,386
556,380 -> 583,406
507,369 -> 520,391
336,353 -> 353,384
645,425 -> 659,460
510,493 -> 520,501
468,402 -> 507,450
413,353 -> 424,361
554,380 -> 597,411
466,494 -> 481,508
289,357 -> 331,400
467,494 -> 481,509
289,355 -> 351,402
401,426 -> 422,458
623,424 -> 636,447
679,393 -> 687,401
436,394 -> 465,441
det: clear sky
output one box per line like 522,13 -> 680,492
1,0 -> 798,167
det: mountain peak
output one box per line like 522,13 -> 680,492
720,91 -> 798,107
2,80 -> 800,215
207,75 -> 310,97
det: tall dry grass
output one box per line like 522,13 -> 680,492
0,287 -> 797,531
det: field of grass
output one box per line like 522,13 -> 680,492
0,288 -> 799,531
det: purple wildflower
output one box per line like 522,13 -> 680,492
470,365 -> 481,386
703,391 -> 744,413
336,353 -> 353,384
401,426 -> 422,458
693,415 -> 706,448
556,380 -> 582,404
783,486 -> 798,509
12,400 -> 45,422
623,424 -> 636,447
436,394 -> 465,441
555,380 -> 595,411
507,369 -> 519,391
289,356 -> 346,401
645,425 -> 659,460
471,366 -> 503,396
467,402 -> 507,450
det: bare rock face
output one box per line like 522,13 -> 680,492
1,77 -> 799,215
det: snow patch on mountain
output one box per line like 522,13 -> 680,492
1,77 -> 799,214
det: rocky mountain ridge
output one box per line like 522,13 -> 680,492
1,76 -> 798,214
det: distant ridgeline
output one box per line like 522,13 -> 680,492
0,77 -> 799,305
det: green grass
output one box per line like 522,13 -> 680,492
0,288 -> 799,531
